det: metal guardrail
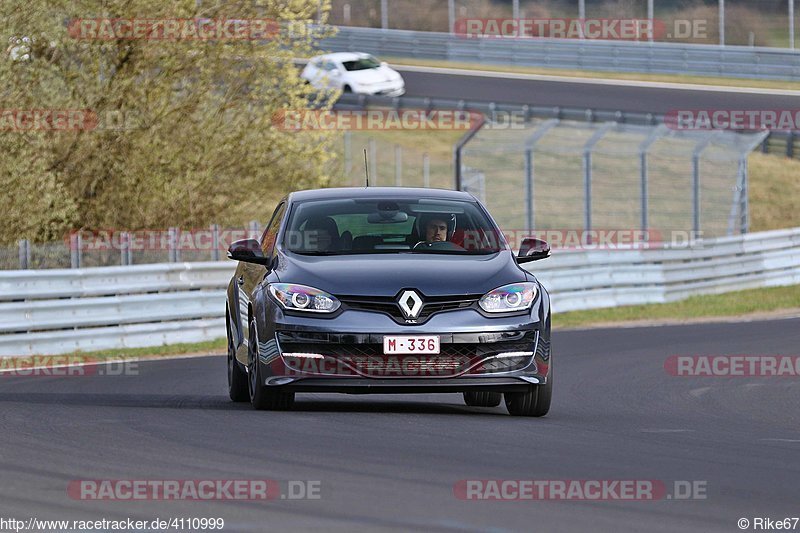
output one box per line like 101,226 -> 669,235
1,228 -> 799,355
529,227 -> 800,312
322,26 -> 800,82
0,262 -> 235,356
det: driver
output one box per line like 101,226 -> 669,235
424,217 -> 449,243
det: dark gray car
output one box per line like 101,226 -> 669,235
225,187 -> 552,416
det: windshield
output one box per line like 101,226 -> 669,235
283,198 -> 507,256
341,56 -> 381,71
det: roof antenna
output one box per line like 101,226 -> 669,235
363,148 -> 370,187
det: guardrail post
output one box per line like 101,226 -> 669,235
423,153 -> 430,188
211,224 -> 221,261
18,239 -> 30,270
787,131 -> 795,158
70,232 -> 82,269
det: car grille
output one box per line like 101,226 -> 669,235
278,336 -> 536,378
338,294 -> 480,323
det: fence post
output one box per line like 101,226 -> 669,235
18,239 -> 30,270
120,231 -> 130,265
395,144 -> 402,186
524,147 -> 534,231
70,232 -> 82,269
168,227 -> 178,262
369,138 -> 377,184
211,224 -> 221,261
344,130 -> 352,182
249,220 -> 260,240
448,0 -> 455,34
638,125 -> 668,237
788,131 -> 795,158
453,116 -> 486,191
582,123 -> 616,239
740,157 -> 749,234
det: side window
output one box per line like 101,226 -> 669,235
261,203 -> 286,258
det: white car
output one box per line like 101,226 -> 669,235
301,52 -> 405,97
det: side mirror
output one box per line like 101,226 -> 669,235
227,239 -> 270,265
517,238 -> 551,263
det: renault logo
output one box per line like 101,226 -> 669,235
397,290 -> 423,319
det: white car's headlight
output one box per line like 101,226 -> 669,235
479,282 -> 538,313
268,283 -> 341,313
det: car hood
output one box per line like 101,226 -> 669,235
346,66 -> 400,83
274,251 -> 525,297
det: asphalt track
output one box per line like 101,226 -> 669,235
396,67 -> 800,114
1,318 -> 799,532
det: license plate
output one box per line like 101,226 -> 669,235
383,335 -> 440,355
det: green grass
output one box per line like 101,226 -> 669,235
557,284 -> 800,329
12,338 -> 227,363
85,338 -> 227,359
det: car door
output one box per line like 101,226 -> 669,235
323,60 -> 344,90
233,201 -> 286,363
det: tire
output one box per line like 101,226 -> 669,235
248,319 -> 294,411
463,391 -> 502,407
342,84 -> 352,93
227,308 -> 249,402
504,373 -> 552,417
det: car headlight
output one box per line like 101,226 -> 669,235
479,282 -> 538,313
268,283 -> 341,313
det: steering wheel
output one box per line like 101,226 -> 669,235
413,241 -> 465,251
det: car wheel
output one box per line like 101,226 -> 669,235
227,313 -> 249,402
463,391 -> 502,407
342,84 -> 352,93
248,319 -> 294,411
504,370 -> 552,417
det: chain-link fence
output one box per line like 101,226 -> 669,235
460,119 -> 768,238
326,0 -> 798,48
3,225 -> 264,270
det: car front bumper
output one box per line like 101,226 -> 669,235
252,307 -> 550,393
356,82 -> 405,97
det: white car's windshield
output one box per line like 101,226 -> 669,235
341,56 -> 381,71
